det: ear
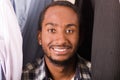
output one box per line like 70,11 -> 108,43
37,31 -> 42,45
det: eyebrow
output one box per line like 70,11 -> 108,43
45,23 -> 57,27
66,24 -> 77,28
45,23 -> 77,28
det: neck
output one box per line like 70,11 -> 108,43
45,56 -> 77,80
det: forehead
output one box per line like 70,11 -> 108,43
43,6 -> 79,24
44,5 -> 78,18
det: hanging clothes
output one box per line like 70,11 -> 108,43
10,0 -> 32,32
0,0 -> 23,79
0,62 -> 1,80
22,0 -> 53,66
10,0 -> 53,66
54,0 -> 75,4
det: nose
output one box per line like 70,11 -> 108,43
55,32 -> 68,45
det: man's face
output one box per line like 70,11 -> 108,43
38,6 -> 79,65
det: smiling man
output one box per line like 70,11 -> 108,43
22,1 -> 91,80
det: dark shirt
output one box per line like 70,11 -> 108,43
22,55 -> 91,80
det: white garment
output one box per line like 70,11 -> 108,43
0,0 -> 23,80
0,61 -> 2,80
54,0 -> 75,4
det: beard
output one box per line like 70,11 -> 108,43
45,53 -> 77,67
42,41 -> 78,66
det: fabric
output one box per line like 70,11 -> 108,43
54,0 -> 75,4
91,0 -> 120,80
0,61 -> 1,80
22,0 -> 53,65
10,0 -> 53,66
0,0 -> 23,79
10,0 -> 32,32
21,55 -> 91,80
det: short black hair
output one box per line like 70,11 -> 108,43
38,1 -> 80,31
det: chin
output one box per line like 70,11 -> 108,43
48,55 -> 75,66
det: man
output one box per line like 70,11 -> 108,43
22,1 -> 91,80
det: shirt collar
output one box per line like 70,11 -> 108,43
36,56 -> 82,80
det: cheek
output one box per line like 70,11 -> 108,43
70,33 -> 79,45
71,37 -> 79,47
41,36 -> 50,46
41,32 -> 53,47
41,36 -> 50,54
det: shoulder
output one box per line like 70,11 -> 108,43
77,55 -> 91,79
21,58 -> 43,80
77,55 -> 91,71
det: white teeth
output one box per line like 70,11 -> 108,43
53,48 -> 66,52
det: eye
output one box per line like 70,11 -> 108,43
48,28 -> 56,33
66,29 -> 74,34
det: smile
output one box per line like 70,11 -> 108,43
53,47 -> 68,52
50,46 -> 72,55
